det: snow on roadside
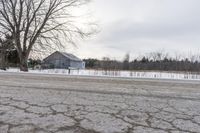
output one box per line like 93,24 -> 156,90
1,68 -> 200,81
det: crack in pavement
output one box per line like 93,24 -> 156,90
0,73 -> 200,133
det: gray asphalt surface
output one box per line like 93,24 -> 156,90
0,72 -> 200,133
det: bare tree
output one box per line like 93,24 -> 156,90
0,0 -> 95,71
149,50 -> 168,61
123,53 -> 130,70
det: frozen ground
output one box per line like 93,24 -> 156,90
0,72 -> 200,133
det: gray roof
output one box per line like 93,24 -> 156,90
59,51 -> 82,61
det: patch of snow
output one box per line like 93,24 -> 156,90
1,68 -> 200,81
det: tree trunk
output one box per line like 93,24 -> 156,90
19,54 -> 28,72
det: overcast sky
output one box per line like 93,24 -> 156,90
68,0 -> 200,60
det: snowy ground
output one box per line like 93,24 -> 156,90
2,68 -> 200,81
0,72 -> 200,133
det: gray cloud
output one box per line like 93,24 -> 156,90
73,0 -> 200,59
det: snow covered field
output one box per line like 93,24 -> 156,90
2,68 -> 200,81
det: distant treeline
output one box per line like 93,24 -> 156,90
3,49 -> 200,72
83,52 -> 200,72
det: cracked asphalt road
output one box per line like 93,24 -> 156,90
0,72 -> 200,133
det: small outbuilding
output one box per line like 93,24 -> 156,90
42,51 -> 85,69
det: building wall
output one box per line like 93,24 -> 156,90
43,52 -> 70,69
43,52 -> 85,69
70,60 -> 85,69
